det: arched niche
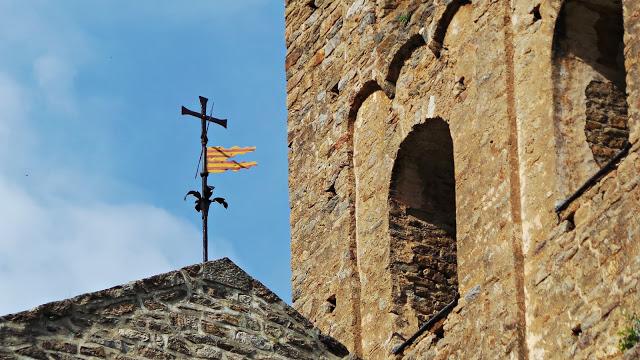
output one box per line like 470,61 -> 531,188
552,0 -> 630,195
388,118 -> 458,332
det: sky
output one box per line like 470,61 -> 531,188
0,0 -> 290,314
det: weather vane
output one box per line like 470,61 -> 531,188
181,96 -> 257,263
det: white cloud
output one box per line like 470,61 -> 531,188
33,54 -> 77,113
0,176 -> 220,313
0,2 -> 241,315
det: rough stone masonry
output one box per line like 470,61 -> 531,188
1,0 -> 640,359
285,0 -> 640,358
0,259 -> 349,359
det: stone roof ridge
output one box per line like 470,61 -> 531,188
0,257 -> 236,322
0,258 -> 294,326
0,258 -> 351,359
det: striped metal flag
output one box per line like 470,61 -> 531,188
206,146 -> 257,174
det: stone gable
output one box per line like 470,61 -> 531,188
0,258 -> 349,359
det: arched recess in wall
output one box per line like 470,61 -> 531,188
383,0 -> 471,87
428,0 -> 471,57
552,0 -> 630,195
386,34 -> 426,86
348,81 -> 384,122
388,118 -> 458,330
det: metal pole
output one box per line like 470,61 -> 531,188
182,96 -> 228,264
391,294 -> 459,355
200,97 -> 209,263
555,141 -> 632,214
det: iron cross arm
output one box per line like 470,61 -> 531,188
181,96 -> 228,128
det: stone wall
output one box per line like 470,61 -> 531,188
0,258 -> 349,360
584,79 -> 629,167
286,0 -> 640,359
514,0 -> 640,358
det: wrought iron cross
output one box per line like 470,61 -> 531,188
181,96 -> 228,263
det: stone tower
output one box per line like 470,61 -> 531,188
285,0 -> 640,358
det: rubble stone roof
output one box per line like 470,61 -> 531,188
0,258 -> 349,359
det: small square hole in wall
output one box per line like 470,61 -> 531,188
572,324 -> 582,336
325,182 -> 337,197
326,295 -> 336,313
565,211 -> 576,232
307,0 -> 318,10
329,81 -> 340,95
531,4 -> 542,22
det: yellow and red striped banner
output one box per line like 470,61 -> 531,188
206,146 -> 257,174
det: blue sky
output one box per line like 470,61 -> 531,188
0,0 -> 290,314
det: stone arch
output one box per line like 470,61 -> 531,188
348,80 -> 384,122
385,34 -> 426,86
388,118 -> 458,334
378,0 -> 450,88
426,0 -> 471,58
552,0 -> 630,195
382,0 -> 471,87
